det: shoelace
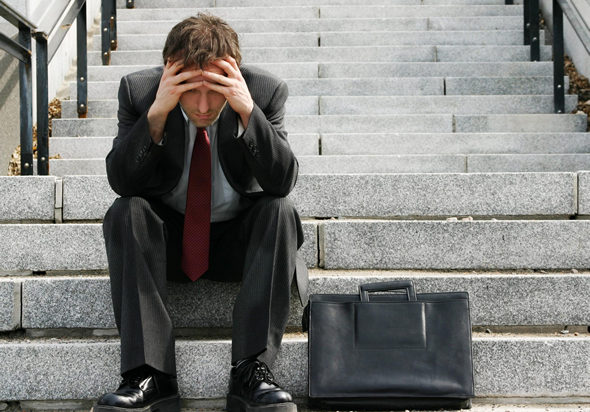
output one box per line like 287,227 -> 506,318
118,368 -> 150,389
243,361 -> 276,386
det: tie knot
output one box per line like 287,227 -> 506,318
197,127 -> 210,144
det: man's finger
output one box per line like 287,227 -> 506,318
226,56 -> 240,72
202,69 -> 232,85
170,60 -> 184,73
176,68 -> 203,83
202,80 -> 227,95
164,60 -> 184,78
182,80 -> 204,91
212,58 -> 237,78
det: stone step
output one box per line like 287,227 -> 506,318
49,134 -> 319,158
52,114 -> 587,136
112,16 -> 523,34
8,270 -> 588,332
87,45 -> 552,65
319,30 -> 540,47
92,31 -> 536,51
320,132 -> 590,155
1,172 -> 575,222
320,5 -> 522,19
291,114 -> 586,133
57,173 -> 576,221
319,95 -> 578,115
218,0 -> 512,5
467,154 -> 590,172
0,223 -> 316,271
97,32 -> 321,50
0,335 -> 588,400
0,177 -> 56,222
0,279 -> 20,331
115,6 -> 522,22
116,6 -> 322,21
320,61 -> 557,78
319,220 -> 590,270
65,79 -> 568,106
297,155 -> 590,173
4,220 -> 590,271
43,155 -> 459,176
453,114 -> 587,133
47,154 -> 590,176
85,62 -> 555,82
578,172 -> 590,215
48,132 -> 590,161
62,94 -> 576,118
115,0 -> 509,7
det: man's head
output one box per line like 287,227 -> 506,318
162,13 -> 241,70
162,13 -> 241,127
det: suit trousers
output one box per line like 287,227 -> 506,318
102,195 -> 304,377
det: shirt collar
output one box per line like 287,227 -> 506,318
180,105 -> 189,125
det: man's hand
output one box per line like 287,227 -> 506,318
147,60 -> 202,144
200,56 -> 254,129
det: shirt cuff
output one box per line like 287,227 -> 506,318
155,132 -> 166,146
236,117 -> 245,139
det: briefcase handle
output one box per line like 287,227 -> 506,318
359,281 -> 417,302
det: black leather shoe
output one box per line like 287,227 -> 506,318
93,365 -> 180,412
226,359 -> 297,412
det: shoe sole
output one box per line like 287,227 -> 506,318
226,394 -> 297,412
92,394 -> 181,412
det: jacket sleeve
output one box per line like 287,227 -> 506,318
236,80 -> 298,197
105,76 -> 166,197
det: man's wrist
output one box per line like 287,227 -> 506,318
238,103 -> 253,130
147,104 -> 168,144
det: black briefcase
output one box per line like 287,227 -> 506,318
303,280 -> 474,410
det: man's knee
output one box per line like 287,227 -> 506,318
253,195 -> 297,218
104,196 -> 152,226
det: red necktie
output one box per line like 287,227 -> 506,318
181,127 -> 211,281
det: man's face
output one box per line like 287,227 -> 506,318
178,63 -> 227,128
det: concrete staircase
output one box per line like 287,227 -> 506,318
2,0 -> 590,408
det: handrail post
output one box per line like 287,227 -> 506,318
111,0 -> 118,50
77,1 -> 88,118
19,22 -> 33,176
553,0 -> 565,113
126,0 -> 135,8
524,0 -> 531,45
530,0 -> 540,61
101,0 -> 111,64
35,32 -> 49,175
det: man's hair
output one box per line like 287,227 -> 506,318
162,13 -> 241,69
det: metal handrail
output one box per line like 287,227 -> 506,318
514,0 -> 574,113
102,0 -> 117,65
0,0 -> 88,175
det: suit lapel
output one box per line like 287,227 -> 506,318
217,103 -> 242,185
163,103 -> 187,190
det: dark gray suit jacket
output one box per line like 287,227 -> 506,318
105,64 -> 309,304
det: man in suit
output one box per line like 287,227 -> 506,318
93,13 -> 307,412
